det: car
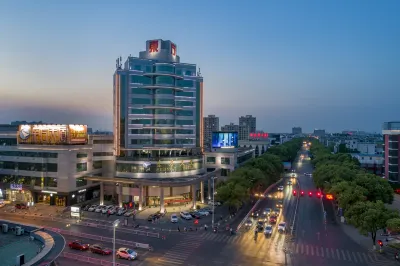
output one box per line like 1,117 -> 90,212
88,205 -> 98,212
189,211 -> 201,219
278,222 -> 286,233
287,181 -> 292,185
263,208 -> 272,216
197,210 -> 210,216
251,210 -> 260,217
256,220 -> 264,232
208,200 -> 222,206
109,206 -> 119,215
68,240 -> 90,251
15,203 -> 27,209
317,192 -> 322,198
102,205 -> 114,214
308,191 -> 312,197
82,205 -> 90,211
116,247 -> 138,260
276,200 -> 283,208
170,214 -> 178,223
90,244 -> 112,255
277,186 -> 284,191
244,219 -> 253,228
264,225 -> 273,236
300,191 -> 305,196
147,214 -> 155,221
95,206 -> 105,213
293,190 -> 297,196
180,211 -> 192,220
273,208 -> 280,216
269,215 -> 277,224
124,210 -> 135,217
202,207 -> 213,214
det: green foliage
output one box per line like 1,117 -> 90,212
216,138 -> 303,208
387,218 -> 400,233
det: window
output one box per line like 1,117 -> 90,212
93,161 -> 103,169
156,65 -> 174,73
176,69 -> 183,75
206,157 -> 216,164
131,88 -> 151,94
155,76 -> 175,85
131,129 -> 152,134
155,109 -> 174,115
131,119 -> 152,125
133,65 -> 142,71
76,177 -> 87,187
389,150 -> 398,157
93,140 -> 113,144
176,139 -> 194,144
77,153 -> 87,158
145,66 -> 152,73
132,98 -> 152,105
176,101 -> 194,107
176,110 -> 193,116
76,163 -> 87,172
0,138 -> 17,146
389,135 -> 399,142
0,151 -> 58,158
130,75 -> 151,84
155,88 -> 174,95
154,98 -> 175,105
184,70 -> 193,76
155,129 -> 173,134
131,108 -> 152,114
177,79 -> 194,87
154,139 -> 174,145
176,129 -> 194,134
131,139 -> 151,145
389,142 -> 399,149
154,119 -> 175,125
221,157 -> 231,165
176,120 -> 193,125
93,152 -> 113,156
389,164 -> 399,173
389,157 -> 398,164
176,91 -> 194,97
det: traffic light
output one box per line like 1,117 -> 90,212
378,240 -> 383,247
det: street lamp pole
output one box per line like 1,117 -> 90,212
112,219 -> 120,266
211,176 -> 217,228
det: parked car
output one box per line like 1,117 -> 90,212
180,211 -> 192,220
202,207 -> 213,214
15,203 -> 27,209
197,209 -> 210,216
89,244 -> 112,255
95,206 -> 105,213
82,205 -> 90,211
189,211 -> 201,219
124,210 -> 135,217
116,247 -> 138,260
208,200 -> 222,206
117,208 -> 127,216
102,205 -> 114,214
68,240 -> 90,251
171,214 -> 178,223
88,205 -> 98,212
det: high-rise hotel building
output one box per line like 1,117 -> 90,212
106,39 -> 217,212
383,122 -> 400,182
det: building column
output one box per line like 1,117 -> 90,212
138,185 -> 143,211
191,184 -> 196,209
170,187 -> 173,196
200,181 -> 204,203
160,187 -> 165,213
118,184 -> 123,208
100,182 -> 104,205
208,180 -> 211,200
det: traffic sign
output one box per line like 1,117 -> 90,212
194,219 -> 199,225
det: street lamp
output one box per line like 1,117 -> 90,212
112,219 -> 120,266
211,176 -> 218,228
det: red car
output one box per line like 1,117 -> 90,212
68,240 -> 90,251
90,244 -> 112,255
269,215 -> 277,224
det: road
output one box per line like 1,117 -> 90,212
290,145 -> 395,266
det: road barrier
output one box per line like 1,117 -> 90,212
61,252 -> 129,266
236,178 -> 283,231
290,181 -> 300,236
45,227 -> 152,250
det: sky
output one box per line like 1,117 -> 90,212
0,0 -> 399,133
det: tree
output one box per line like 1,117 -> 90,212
352,173 -> 394,204
329,181 -> 367,210
387,218 -> 400,234
216,180 -> 248,209
346,201 -> 398,249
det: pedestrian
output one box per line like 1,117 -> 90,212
178,226 -> 180,232
184,227 -> 187,232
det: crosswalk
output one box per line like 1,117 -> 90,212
155,234 -> 204,265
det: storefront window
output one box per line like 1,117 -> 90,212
116,160 -> 203,173
76,163 -> 87,172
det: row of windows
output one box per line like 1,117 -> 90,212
131,109 -> 193,116
130,139 -> 195,145
389,135 -> 399,142
0,151 -> 58,158
77,153 -> 87,158
129,69 -> 194,77
131,98 -> 194,106
389,150 -> 399,157
206,157 -> 231,165
130,129 -> 194,134
0,161 -> 58,172
129,75 -> 195,88
0,175 -> 57,187
130,119 -> 194,125
116,161 -> 202,173
389,142 -> 399,149
131,88 -> 194,97
93,152 -> 114,156
93,140 -> 113,144
0,138 -> 17,146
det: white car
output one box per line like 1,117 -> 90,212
124,210 -> 135,217
264,225 -> 273,235
197,210 -> 210,216
171,214 -> 178,223
116,247 -> 138,260
117,208 -> 127,216
102,205 -> 114,214
88,205 -> 98,212
180,211 -> 192,220
208,200 -> 221,206
108,207 -> 118,215
278,186 -> 284,191
95,206 -> 105,213
278,222 -> 286,233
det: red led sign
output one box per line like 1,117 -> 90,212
171,43 -> 176,56
149,40 -> 159,53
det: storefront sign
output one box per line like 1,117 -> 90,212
71,206 -> 80,218
17,124 -> 88,145
41,190 -> 57,194
78,189 -> 86,193
10,184 -> 23,190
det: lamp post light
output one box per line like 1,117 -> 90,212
112,219 -> 120,266
211,176 -> 218,228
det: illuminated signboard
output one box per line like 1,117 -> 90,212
17,124 -> 88,145
171,43 -> 176,56
149,40 -> 159,53
10,184 -> 23,190
249,132 -> 269,138
212,131 -> 238,148
71,206 -> 81,218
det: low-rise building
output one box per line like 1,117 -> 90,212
350,153 -> 384,175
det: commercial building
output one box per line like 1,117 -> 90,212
239,115 -> 256,141
203,115 -> 219,150
383,122 -> 400,182
313,129 -> 326,138
221,123 -> 239,132
86,39 -> 218,213
0,124 -> 114,206
292,127 -> 302,135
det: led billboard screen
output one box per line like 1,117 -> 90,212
212,131 -> 238,148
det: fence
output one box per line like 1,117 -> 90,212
46,227 -> 152,250
61,252 -> 129,266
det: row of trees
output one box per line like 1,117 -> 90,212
216,138 -> 303,210
309,139 -> 400,247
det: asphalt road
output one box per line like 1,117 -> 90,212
290,145 -> 395,266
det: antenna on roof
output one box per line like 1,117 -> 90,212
197,67 -> 202,76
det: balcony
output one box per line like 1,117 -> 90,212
143,73 -> 183,79
143,106 -> 183,110
116,155 -> 203,162
141,85 -> 183,91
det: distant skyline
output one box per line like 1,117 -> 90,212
1,0 -> 399,133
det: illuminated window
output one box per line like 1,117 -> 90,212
176,101 -> 194,107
